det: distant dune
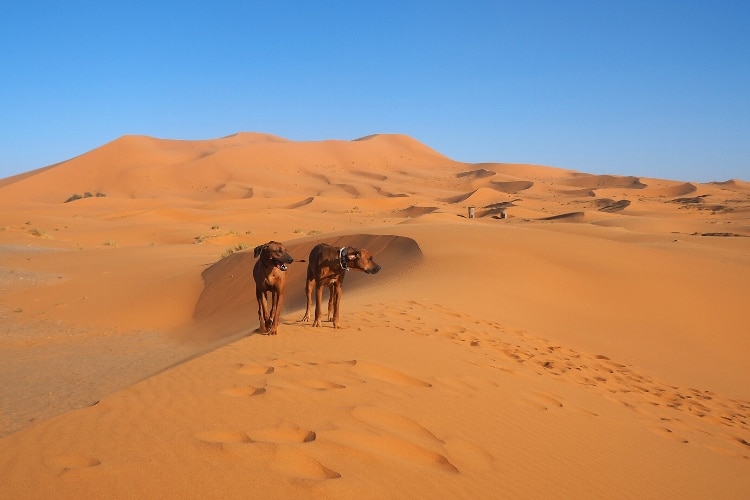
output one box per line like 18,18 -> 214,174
0,133 -> 749,498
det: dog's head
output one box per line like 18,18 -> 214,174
254,241 -> 294,271
344,247 -> 381,274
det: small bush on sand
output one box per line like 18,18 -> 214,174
29,228 -> 51,238
221,243 -> 248,259
65,192 -> 106,203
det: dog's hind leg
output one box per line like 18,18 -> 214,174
313,283 -> 325,327
327,284 -> 335,322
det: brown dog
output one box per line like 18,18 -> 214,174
301,243 -> 381,328
252,241 -> 294,335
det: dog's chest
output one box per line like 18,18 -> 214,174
319,269 -> 343,285
264,269 -> 284,287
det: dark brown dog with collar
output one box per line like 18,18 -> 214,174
252,241 -> 294,335
301,243 -> 381,328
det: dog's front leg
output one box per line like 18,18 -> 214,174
301,278 -> 314,322
256,289 -> 269,333
268,290 -> 281,335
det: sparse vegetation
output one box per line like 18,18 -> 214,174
195,227 -> 248,244
104,240 -> 118,247
293,228 -> 323,235
65,192 -> 106,203
221,243 -> 248,259
29,228 -> 51,238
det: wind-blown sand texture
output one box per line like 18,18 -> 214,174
1,133 -> 748,498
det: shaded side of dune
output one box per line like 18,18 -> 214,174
187,234 -> 423,342
456,168 -> 496,179
540,212 -> 586,222
490,180 -> 534,194
565,174 -> 647,189
477,202 -> 515,218
286,196 -> 315,209
392,206 -> 438,218
598,199 -> 631,212
441,185 -> 523,204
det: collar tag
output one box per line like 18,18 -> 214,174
339,247 -> 349,271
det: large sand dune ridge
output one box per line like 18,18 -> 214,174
1,133 -> 748,498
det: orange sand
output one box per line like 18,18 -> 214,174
1,133 -> 748,498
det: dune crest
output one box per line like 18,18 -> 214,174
641,182 -> 697,198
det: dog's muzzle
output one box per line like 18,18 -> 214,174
274,258 -> 292,271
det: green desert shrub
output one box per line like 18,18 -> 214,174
65,192 -> 106,203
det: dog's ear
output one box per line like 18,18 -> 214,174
347,249 -> 360,261
253,245 -> 265,258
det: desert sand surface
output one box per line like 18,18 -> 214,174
0,133 -> 748,498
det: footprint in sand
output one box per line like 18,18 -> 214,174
522,392 -> 564,411
323,429 -> 458,473
294,379 -> 346,391
194,430 -> 252,445
247,425 -> 316,444
46,454 -> 101,473
236,364 -> 274,376
367,300 -> 750,457
220,386 -> 266,397
270,448 -> 340,480
644,422 -> 690,444
195,425 -> 316,446
351,406 -> 444,445
352,360 -> 432,387
443,439 -> 495,471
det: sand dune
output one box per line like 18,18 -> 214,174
640,181 -> 698,198
1,132 -> 749,498
565,174 -> 648,190
711,179 -> 750,191
490,179 -> 534,194
456,168 -> 496,179
392,205 -> 439,218
188,234 -> 422,342
540,211 -> 587,221
440,187 -> 518,206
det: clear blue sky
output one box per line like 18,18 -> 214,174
2,1 -> 748,182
